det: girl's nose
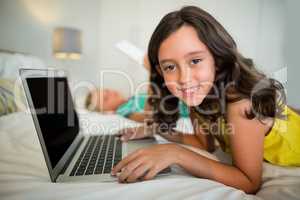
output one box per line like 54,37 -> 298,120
179,68 -> 192,85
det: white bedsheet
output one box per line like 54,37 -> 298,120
0,111 -> 299,200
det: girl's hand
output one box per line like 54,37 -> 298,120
111,143 -> 180,183
117,125 -> 154,142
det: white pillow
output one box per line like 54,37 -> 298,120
0,52 -> 46,80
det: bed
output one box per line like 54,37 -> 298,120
0,111 -> 300,200
1,50 -> 300,200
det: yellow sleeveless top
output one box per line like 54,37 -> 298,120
191,106 -> 300,167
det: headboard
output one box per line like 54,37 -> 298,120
0,49 -> 28,55
0,49 -> 46,79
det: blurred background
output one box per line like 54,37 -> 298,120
0,0 -> 299,108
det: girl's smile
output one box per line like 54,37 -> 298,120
178,84 -> 201,98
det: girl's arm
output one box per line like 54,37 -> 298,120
155,112 -> 213,149
156,109 -> 216,150
126,114 -> 207,149
113,100 -> 270,193
174,100 -> 270,193
156,129 -> 205,148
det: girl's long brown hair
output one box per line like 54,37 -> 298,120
147,6 -> 285,129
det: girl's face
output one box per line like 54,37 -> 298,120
158,25 -> 216,106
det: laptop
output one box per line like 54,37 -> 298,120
20,69 -> 170,183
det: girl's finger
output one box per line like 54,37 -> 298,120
143,166 -> 160,181
118,157 -> 146,183
126,163 -> 151,183
111,149 -> 143,175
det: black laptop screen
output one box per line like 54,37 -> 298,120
26,77 -> 79,168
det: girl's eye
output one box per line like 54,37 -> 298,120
190,59 -> 202,65
163,65 -> 176,72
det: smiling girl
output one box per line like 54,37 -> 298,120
111,6 -> 300,193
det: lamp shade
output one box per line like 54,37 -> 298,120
53,27 -> 82,60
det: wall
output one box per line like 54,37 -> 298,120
0,0 -> 294,106
285,0 -> 300,108
0,0 -> 100,85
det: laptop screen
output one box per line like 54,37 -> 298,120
26,77 -> 79,169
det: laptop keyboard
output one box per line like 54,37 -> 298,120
69,134 -> 171,177
70,135 -> 122,176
